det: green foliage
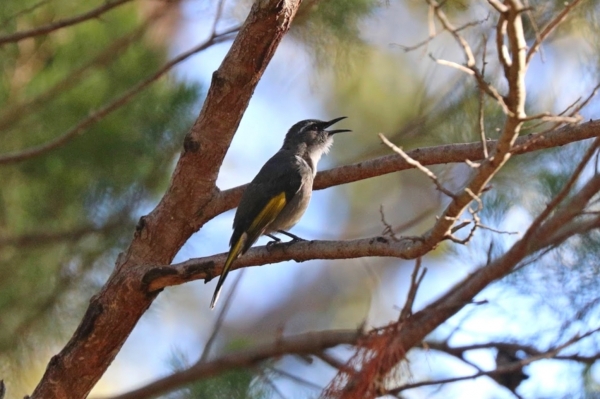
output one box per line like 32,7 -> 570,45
0,0 -> 199,376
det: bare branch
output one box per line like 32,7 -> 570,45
379,205 -> 400,241
527,0 -> 584,63
107,329 -> 361,399
0,0 -> 134,46
143,236 -> 421,292
426,2 -> 511,114
380,133 -> 456,198
524,137 -> 600,241
399,258 -> 427,321
426,0 -> 476,67
478,40 -> 489,159
198,269 -> 245,363
495,13 -> 511,77
394,16 -> 488,52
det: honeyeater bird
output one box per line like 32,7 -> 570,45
210,117 -> 351,308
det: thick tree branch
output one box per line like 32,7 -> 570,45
29,2 -> 303,398
0,0 -> 134,46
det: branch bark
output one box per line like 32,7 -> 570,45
212,120 -> 600,218
29,1 -> 303,398
107,329 -> 361,399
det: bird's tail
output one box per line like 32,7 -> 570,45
210,232 -> 246,309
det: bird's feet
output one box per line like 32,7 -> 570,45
266,234 -> 281,251
277,230 -> 306,243
265,231 -> 306,251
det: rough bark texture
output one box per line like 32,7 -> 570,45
29,1 -> 303,398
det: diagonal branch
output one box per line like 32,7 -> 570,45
526,0 -> 583,63
107,329 -> 361,399
0,0 -> 134,46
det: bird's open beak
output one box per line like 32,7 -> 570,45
322,116 -> 352,135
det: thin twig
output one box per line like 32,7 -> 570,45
0,0 -> 134,46
380,133 -> 456,199
478,36 -> 489,158
390,326 -> 600,394
525,137 -> 600,239
399,258 -> 427,321
426,1 -> 512,115
198,269 -> 245,363
526,0 -> 583,63
394,16 -> 487,52
380,204 -> 400,241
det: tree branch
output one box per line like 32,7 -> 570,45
212,120 -> 600,218
0,0 -> 134,46
107,329 -> 361,399
526,0 -> 583,63
143,236 -> 420,292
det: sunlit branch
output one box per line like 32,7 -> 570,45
380,133 -> 456,198
212,120 -> 600,218
143,236 -> 420,292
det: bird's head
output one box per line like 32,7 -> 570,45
282,117 -> 351,156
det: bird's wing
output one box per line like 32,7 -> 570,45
210,152 -> 305,309
231,151 -> 305,252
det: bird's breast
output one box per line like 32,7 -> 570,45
267,176 -> 313,232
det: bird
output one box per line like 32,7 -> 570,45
210,117 -> 351,308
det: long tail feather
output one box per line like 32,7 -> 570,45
210,233 -> 246,309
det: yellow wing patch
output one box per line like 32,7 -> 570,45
248,192 -> 287,234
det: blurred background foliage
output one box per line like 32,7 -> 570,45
2,0 -> 600,398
